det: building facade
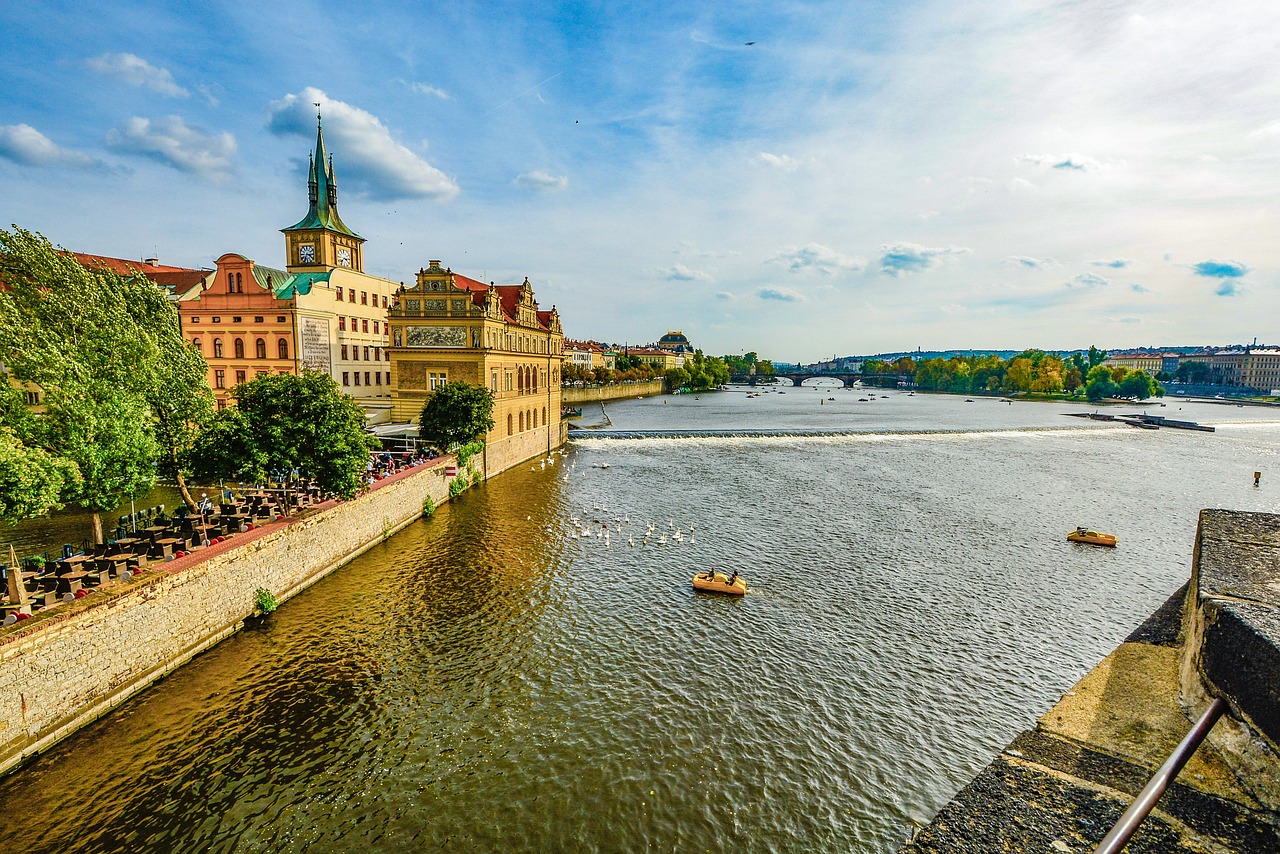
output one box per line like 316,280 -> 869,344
388,261 -> 564,471
177,116 -> 397,415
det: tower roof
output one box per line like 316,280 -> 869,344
282,113 -> 362,240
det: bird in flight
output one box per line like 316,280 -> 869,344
745,41 -> 755,45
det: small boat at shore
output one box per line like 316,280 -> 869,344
692,571 -> 746,595
1068,527 -> 1118,547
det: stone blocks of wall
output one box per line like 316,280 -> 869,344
561,380 -> 664,405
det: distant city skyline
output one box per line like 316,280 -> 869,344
0,1 -> 1275,360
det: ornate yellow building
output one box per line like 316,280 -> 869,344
388,261 -> 565,471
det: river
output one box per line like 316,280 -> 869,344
3,388 -> 1278,852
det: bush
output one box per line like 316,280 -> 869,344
254,586 -> 278,614
422,495 -> 436,517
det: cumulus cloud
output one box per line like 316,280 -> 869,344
1002,255 -> 1053,270
715,291 -> 735,301
665,263 -> 713,282
86,53 -> 187,97
879,242 -> 971,276
772,243 -> 866,274
755,151 -> 799,171
758,287 -> 803,302
513,170 -> 568,191
1192,259 -> 1249,278
1067,272 -> 1109,288
266,87 -> 458,201
1216,281 -> 1240,297
1130,283 -> 1150,293
104,116 -> 235,178
1016,152 -> 1102,172
0,124 -> 101,169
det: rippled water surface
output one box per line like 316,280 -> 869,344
3,391 -> 1280,852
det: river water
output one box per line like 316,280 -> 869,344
3,388 -> 1279,853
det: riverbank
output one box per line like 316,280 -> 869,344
0,439 -> 568,777
561,378 -> 664,405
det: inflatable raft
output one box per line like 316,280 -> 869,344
692,571 -> 746,595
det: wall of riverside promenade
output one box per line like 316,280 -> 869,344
0,457 -> 477,777
561,379 -> 665,405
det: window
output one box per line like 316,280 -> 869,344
277,316 -> 286,323
519,411 -> 524,431
491,372 -> 498,392
25,391 -> 40,405
215,369 -> 226,388
217,398 -> 227,410
226,273 -> 234,291
533,410 -> 538,428
362,319 -> 369,333
351,316 -> 358,329
361,291 -> 368,305
233,339 -> 245,359
364,371 -> 371,386
233,316 -> 242,323
375,372 -> 382,385
385,371 -> 390,385
278,339 -> 289,359
363,346 -> 370,361
382,295 -> 388,308
348,291 -> 355,303
338,317 -> 346,331
213,338 -> 223,357
342,372 -> 349,386
543,406 -> 547,426
212,316 -> 221,323
341,344 -> 348,360
354,372 -> 361,386
235,273 -> 243,292
429,372 -> 447,390
353,347 -> 359,361
235,370 -> 246,385
336,287 -> 344,301
257,370 -> 268,378
373,321 -> 379,334
191,317 -> 200,324
508,414 -> 513,435
255,339 -> 267,359
192,337 -> 201,352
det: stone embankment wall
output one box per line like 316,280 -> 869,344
0,457 -> 469,777
561,379 -> 664,405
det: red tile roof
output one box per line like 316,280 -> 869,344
72,253 -> 211,295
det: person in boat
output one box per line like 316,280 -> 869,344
728,570 -> 740,586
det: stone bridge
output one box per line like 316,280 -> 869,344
730,372 -> 910,388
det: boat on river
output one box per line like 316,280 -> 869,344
692,571 -> 746,595
1067,527 -> 1118,547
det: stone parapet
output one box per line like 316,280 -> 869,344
562,380 -> 664,405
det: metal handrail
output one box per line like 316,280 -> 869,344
1094,696 -> 1228,853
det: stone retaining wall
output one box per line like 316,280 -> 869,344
561,380 -> 664,405
0,460 -> 457,776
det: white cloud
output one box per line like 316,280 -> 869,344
266,87 -> 458,201
0,124 -> 100,169
665,263 -> 713,282
879,243 -> 971,276
758,287 -> 804,302
1008,177 -> 1036,192
86,53 -> 187,97
715,291 -> 735,301
104,116 -> 234,178
1089,259 -> 1131,268
755,151 -> 800,171
771,243 -> 866,274
1067,272 -> 1110,288
1016,152 -> 1102,172
407,81 -> 450,99
1002,255 -> 1054,270
514,170 -> 568,191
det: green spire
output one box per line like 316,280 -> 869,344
283,112 -> 361,239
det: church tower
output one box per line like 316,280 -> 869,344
282,113 -> 366,273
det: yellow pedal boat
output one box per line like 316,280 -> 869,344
692,571 -> 746,595
1067,527 -> 1118,547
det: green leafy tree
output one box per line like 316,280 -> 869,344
1087,345 -> 1108,371
190,371 -> 378,500
1119,370 -> 1161,400
0,425 -> 81,525
0,227 -> 161,541
418,380 -> 496,450
1176,361 -> 1211,383
1085,364 -> 1119,401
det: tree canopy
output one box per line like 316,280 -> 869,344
188,371 -> 378,500
418,381 -> 495,449
665,351 -> 729,392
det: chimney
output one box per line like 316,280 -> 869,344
429,260 -> 440,267
144,257 -> 159,266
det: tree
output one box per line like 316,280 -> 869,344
189,371 -> 379,499
1086,346 -> 1108,371
0,227 -> 161,542
418,380 -> 496,450
1176,361 -> 1211,384
0,425 -> 80,525
1119,370 -> 1161,400
1085,365 -> 1119,401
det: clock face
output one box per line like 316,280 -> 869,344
298,244 -> 315,263
337,248 -> 352,267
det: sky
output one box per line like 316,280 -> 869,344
1,0 -> 1277,361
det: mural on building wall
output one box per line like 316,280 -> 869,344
406,326 -> 466,347
300,316 -> 331,372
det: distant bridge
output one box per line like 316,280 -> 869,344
729,372 -> 912,388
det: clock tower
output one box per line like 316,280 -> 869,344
282,113 -> 366,273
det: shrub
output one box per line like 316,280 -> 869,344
422,495 -> 436,517
254,586 -> 278,615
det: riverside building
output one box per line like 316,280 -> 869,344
177,116 -> 397,418
387,261 -> 565,472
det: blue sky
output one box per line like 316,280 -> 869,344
1,0 -> 1276,360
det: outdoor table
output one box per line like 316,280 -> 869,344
152,538 -> 183,559
37,575 -> 61,594
53,555 -> 91,575
110,538 -> 141,555
95,555 -> 129,578
57,573 -> 87,595
142,526 -> 168,543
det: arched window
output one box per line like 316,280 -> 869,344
213,338 -> 223,357
543,406 -> 547,426
235,272 -> 243,292
233,338 -> 245,359
278,339 -> 289,359
226,273 -> 234,291
519,411 -> 524,432
533,409 -> 538,428
192,337 -> 201,353
508,413 -> 513,435
255,339 -> 267,359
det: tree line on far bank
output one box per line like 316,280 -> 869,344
861,347 -> 1163,401
563,350 -> 764,393
1,228 -> 377,544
